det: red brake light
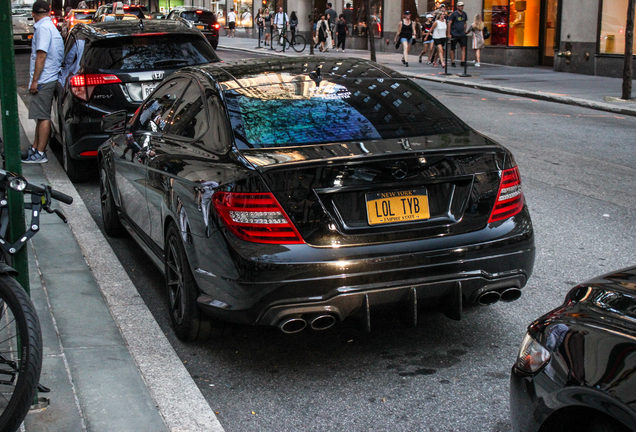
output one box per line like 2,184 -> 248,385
70,16 -> 75,23
196,10 -> 203,14
69,74 -> 121,101
123,5 -> 129,9
488,166 -> 524,223
212,192 -> 304,244
213,23 -> 220,29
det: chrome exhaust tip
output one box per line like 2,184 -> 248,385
309,314 -> 337,331
478,291 -> 501,306
500,287 -> 522,302
278,317 -> 307,334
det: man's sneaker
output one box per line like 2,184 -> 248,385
451,62 -> 456,67
23,151 -> 47,164
25,147 -> 36,159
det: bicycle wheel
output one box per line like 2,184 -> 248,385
291,34 -> 306,52
0,275 -> 42,432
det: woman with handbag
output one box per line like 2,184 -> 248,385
317,14 -> 330,52
466,13 -> 485,67
394,10 -> 415,67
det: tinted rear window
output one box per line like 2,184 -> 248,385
74,13 -> 93,19
181,11 -> 216,24
224,78 -> 467,148
83,34 -> 217,70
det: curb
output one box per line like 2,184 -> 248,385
16,95 -> 224,432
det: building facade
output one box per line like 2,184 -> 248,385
187,0 -> 635,77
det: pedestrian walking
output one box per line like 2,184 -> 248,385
273,7 -> 288,45
263,8 -> 271,45
317,14 -> 329,52
431,13 -> 447,67
290,11 -> 298,39
336,14 -> 347,51
227,8 -> 237,37
447,1 -> 468,67
465,13 -> 485,67
325,2 -> 337,48
24,0 -> 64,164
311,8 -> 320,47
394,10 -> 415,67
418,14 -> 435,63
256,8 -> 264,43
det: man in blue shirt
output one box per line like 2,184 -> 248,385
24,0 -> 64,164
447,1 -> 468,67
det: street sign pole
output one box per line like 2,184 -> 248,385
0,1 -> 30,294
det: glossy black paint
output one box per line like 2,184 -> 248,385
510,267 -> 636,432
99,57 -> 535,330
50,21 -> 219,171
165,7 -> 220,50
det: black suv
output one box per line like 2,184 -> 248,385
166,7 -> 219,49
51,20 -> 220,181
93,3 -> 149,20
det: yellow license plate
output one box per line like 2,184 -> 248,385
366,188 -> 430,226
28,35 -> 33,39
196,25 -> 205,29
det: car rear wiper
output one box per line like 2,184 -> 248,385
153,59 -> 190,67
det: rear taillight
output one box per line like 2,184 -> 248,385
488,166 -> 524,223
69,73 -> 121,101
213,23 -> 220,29
212,192 -> 304,244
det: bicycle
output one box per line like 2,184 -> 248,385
0,168 -> 72,431
274,29 -> 306,53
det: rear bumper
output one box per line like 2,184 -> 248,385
194,212 -> 535,326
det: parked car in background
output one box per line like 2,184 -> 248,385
98,57 -> 535,342
11,7 -> 34,47
60,9 -> 96,37
147,11 -> 165,19
93,2 -> 148,21
50,9 -> 64,31
165,7 -> 219,49
50,20 -> 220,181
510,267 -> 636,432
93,13 -> 139,22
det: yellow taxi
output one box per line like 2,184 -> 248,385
61,9 -> 96,37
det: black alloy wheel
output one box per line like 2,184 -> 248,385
99,160 -> 126,237
165,223 -> 211,342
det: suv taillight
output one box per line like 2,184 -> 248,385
69,73 -> 121,101
212,23 -> 220,29
488,166 -> 524,223
212,192 -> 304,244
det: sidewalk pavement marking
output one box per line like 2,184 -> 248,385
16,94 -> 225,432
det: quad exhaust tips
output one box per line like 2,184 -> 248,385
477,287 -> 523,306
278,314 -> 338,333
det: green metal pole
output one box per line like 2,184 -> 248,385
0,3 -> 30,294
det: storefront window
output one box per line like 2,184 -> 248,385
341,0 -> 383,38
599,0 -> 636,55
483,0 -> 539,47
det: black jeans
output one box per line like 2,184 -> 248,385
337,33 -> 346,50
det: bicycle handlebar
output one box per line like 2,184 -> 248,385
0,169 -> 73,205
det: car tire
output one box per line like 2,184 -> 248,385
99,158 -> 126,237
165,223 -> 211,342
212,40 -> 218,50
62,130 -> 90,183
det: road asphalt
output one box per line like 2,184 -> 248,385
3,39 -> 635,431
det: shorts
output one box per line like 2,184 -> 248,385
228,21 -> 236,30
450,35 -> 467,50
434,37 -> 446,47
399,38 -> 415,44
28,81 -> 56,121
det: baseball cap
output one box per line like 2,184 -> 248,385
426,14 -> 434,18
32,0 -> 50,13
457,1 -> 465,6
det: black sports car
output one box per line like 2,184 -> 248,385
510,267 -> 636,432
98,57 -> 535,341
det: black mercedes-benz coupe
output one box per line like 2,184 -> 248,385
98,57 -> 535,341
510,267 -> 636,432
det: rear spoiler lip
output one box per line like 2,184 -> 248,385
238,132 -> 506,170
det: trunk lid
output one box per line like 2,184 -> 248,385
241,131 -> 508,247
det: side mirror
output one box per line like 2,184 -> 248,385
102,110 -> 127,133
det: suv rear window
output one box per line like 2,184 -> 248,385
180,11 -> 216,24
83,34 -> 218,70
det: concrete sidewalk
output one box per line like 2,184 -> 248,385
218,35 -> 636,116
5,96 -> 224,431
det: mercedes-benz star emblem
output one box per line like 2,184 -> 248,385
391,161 -> 408,179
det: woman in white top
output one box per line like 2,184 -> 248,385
430,13 -> 447,67
466,13 -> 485,67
